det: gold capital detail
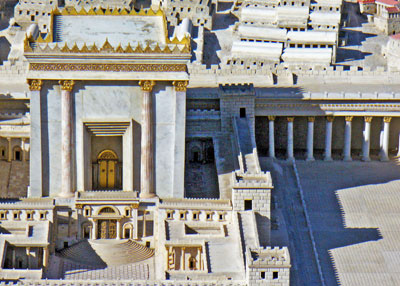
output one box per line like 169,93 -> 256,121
287,117 -> 294,122
345,116 -> 353,122
59,80 -> 75,91
308,116 -> 315,122
27,79 -> 43,91
30,63 -> 187,73
268,116 -> 276,121
326,116 -> 335,122
364,116 -> 373,123
384,117 -> 392,123
75,204 -> 83,209
139,80 -> 155,92
173,81 -> 188,92
131,203 -> 139,209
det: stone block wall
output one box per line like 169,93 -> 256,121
232,188 -> 271,217
248,266 -> 290,286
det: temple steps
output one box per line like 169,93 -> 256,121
58,239 -> 154,267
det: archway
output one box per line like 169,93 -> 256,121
97,150 -> 118,189
13,146 -> 22,161
81,221 -> 92,239
123,223 -> 133,239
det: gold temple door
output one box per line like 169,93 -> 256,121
98,219 -> 117,239
98,150 -> 118,189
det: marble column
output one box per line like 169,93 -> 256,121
92,219 -> 97,240
43,247 -> 48,268
324,116 -> 334,161
268,116 -> 276,158
27,79 -> 43,198
381,117 -> 391,161
343,116 -> 353,161
181,247 -> 186,270
7,137 -> 11,162
59,80 -> 75,198
142,211 -> 147,238
139,80 -> 156,198
26,247 -> 30,268
287,117 -> 294,161
362,117 -> 372,162
116,220 -> 121,240
21,138 -> 26,162
306,117 -> 315,161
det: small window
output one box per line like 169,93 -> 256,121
206,212 -> 214,221
240,108 -> 246,118
192,212 -> 199,221
0,212 -> 6,220
39,211 -> 47,220
273,271 -> 279,279
31,15 -> 35,21
125,208 -> 130,217
179,211 -> 187,221
260,271 -> 266,279
26,211 -> 34,221
13,211 -> 21,220
244,200 -> 252,210
146,241 -> 150,247
167,211 -> 173,220
64,241 -> 69,248
219,214 -> 223,220
85,209 -> 90,216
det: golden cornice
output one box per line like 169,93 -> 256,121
59,80 -> 75,91
30,63 -> 187,73
139,80 -> 156,92
26,40 -> 190,54
173,81 -> 188,92
27,79 -> 43,91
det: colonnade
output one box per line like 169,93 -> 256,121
28,79 -> 188,198
1,137 -> 28,162
267,116 -> 394,161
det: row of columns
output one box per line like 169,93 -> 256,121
28,79 -> 188,198
267,116 -> 393,162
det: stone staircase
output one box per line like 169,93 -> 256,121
8,161 -> 29,197
234,117 -> 259,174
238,212 -> 258,248
58,239 -> 154,267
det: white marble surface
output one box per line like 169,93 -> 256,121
56,15 -> 165,46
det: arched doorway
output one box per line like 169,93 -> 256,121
97,207 -> 118,239
81,222 -> 92,239
98,150 -> 118,189
123,223 -> 133,239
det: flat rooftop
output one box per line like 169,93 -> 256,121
55,15 -> 166,46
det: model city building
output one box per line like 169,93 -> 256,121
0,0 -> 400,285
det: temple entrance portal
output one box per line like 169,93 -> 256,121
98,150 -> 118,189
98,219 -> 117,239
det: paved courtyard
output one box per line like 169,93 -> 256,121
296,160 -> 400,286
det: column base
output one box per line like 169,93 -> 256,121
362,157 -> 371,162
343,156 -> 352,162
306,157 -> 315,162
324,157 -> 333,162
380,156 -> 389,162
58,191 -> 75,198
140,192 -> 157,199
286,157 -> 294,163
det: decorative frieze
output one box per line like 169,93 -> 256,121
30,63 -> 187,73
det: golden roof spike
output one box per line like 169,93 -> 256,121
61,42 -> 70,52
71,42 -> 79,53
105,6 -> 112,15
88,7 -> 96,15
78,7 -> 88,15
112,8 -> 120,15
120,8 -> 129,15
115,43 -> 124,53
90,43 -> 99,53
125,43 -> 134,53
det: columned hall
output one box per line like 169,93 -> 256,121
256,115 -> 400,161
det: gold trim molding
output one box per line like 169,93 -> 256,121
27,79 -> 43,91
59,80 -> 75,91
139,80 -> 155,92
30,63 -> 187,72
173,81 -> 188,92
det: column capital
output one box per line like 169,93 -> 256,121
326,116 -> 335,122
364,116 -> 373,123
345,116 -> 353,122
139,80 -> 155,92
173,80 -> 188,92
308,116 -> 315,122
268,115 -> 276,121
384,116 -> 392,123
59,80 -> 75,91
287,117 -> 294,122
27,79 -> 43,91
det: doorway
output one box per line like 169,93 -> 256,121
98,150 -> 118,189
98,219 -> 117,239
240,108 -> 246,118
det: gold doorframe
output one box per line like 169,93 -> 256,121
98,219 -> 117,239
98,150 -> 118,189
